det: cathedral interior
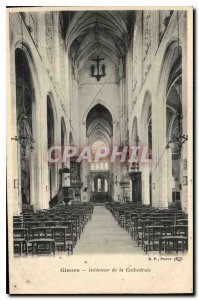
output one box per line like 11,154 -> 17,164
8,9 -> 189,255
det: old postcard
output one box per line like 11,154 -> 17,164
6,6 -> 193,294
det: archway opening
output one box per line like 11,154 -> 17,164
130,117 -> 142,203
165,43 -> 182,208
86,104 -> 113,203
139,92 -> 153,206
61,117 -> 67,168
47,96 -> 56,201
167,84 -> 182,206
91,174 -> 109,203
15,48 -> 34,208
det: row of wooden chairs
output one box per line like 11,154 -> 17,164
106,202 -> 188,254
13,203 -> 94,256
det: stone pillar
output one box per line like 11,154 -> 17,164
159,102 -> 169,209
31,64 -> 51,210
152,96 -> 168,209
80,123 -> 89,201
39,88 -> 50,209
7,43 -> 21,215
101,177 -> 105,192
140,127 -> 150,206
180,11 -> 188,213
141,167 -> 150,205
166,147 -> 173,206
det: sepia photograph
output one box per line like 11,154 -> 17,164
6,5 -> 193,294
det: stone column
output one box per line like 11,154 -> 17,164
7,43 -> 21,215
166,147 -> 173,206
39,87 -> 50,209
152,95 -> 168,209
180,11 -> 188,213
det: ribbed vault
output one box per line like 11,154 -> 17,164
61,11 -> 135,70
86,104 -> 113,146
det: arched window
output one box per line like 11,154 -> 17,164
91,181 -> 94,192
104,179 -> 108,192
97,178 -> 101,192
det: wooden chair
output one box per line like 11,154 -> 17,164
13,221 -> 25,229
29,227 -> 49,239
176,219 -> 188,225
171,225 -> 188,237
13,228 -> 28,240
25,221 -> 43,229
143,226 -> 164,253
137,219 -> 158,249
28,239 -> 55,255
44,221 -> 58,227
13,239 -> 28,255
13,216 -> 23,222
13,228 -> 28,255
159,236 -> 188,254
51,227 -> 73,254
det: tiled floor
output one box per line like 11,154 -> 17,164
74,206 -> 141,254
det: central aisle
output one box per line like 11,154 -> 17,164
74,206 -> 141,254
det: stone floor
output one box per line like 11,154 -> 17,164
74,205 -> 141,254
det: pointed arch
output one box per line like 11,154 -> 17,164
15,46 -> 38,208
140,91 -> 152,144
157,38 -> 182,101
86,103 -> 113,147
131,117 -> 138,146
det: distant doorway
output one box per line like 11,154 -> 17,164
130,172 -> 142,203
90,173 -> 110,203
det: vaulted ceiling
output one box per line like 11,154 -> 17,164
86,104 -> 113,146
60,10 -> 135,70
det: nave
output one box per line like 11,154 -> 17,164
74,206 -> 140,254
8,10 -> 189,216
